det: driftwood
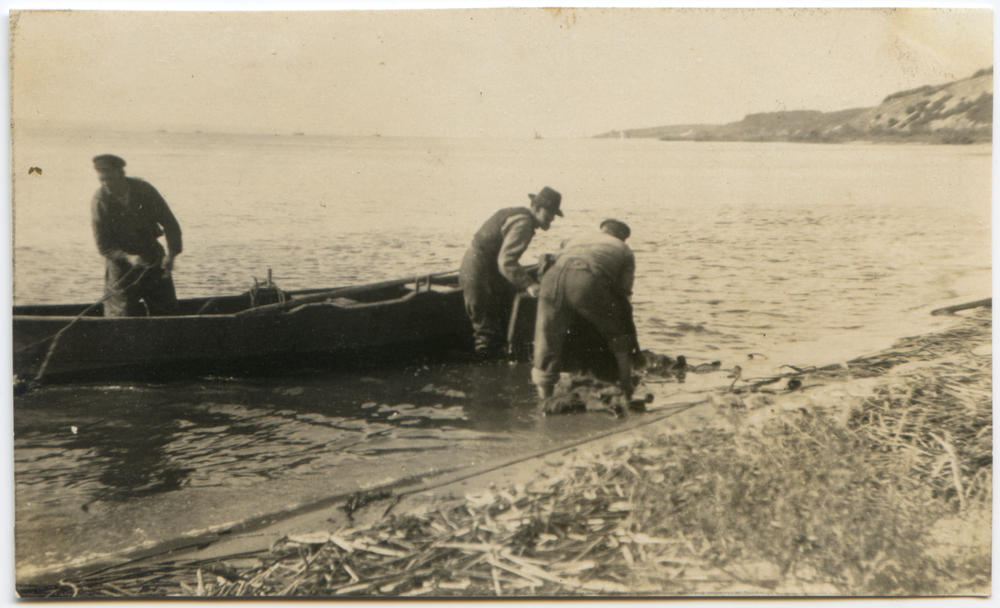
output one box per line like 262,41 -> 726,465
931,298 -> 991,316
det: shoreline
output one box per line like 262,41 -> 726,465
19,304 -> 991,597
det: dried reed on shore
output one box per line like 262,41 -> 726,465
23,310 -> 990,598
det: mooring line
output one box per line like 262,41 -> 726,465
26,266 -> 154,386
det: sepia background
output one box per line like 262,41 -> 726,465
8,4 -> 994,598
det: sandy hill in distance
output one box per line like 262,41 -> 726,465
598,67 -> 992,144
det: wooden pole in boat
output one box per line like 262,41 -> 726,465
506,292 -> 524,360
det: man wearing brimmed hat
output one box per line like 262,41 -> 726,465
459,186 -> 563,357
91,154 -> 183,316
532,219 -> 640,401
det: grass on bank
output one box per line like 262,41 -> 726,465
23,309 -> 991,597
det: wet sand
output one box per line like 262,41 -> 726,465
56,391 -> 726,582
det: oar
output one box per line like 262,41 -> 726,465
506,263 -> 549,359
506,292 -> 524,359
236,269 -> 458,317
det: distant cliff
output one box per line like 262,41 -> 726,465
597,67 -> 992,144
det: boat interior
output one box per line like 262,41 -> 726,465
13,274 -> 462,318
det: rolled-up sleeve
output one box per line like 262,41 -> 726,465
497,215 -> 536,290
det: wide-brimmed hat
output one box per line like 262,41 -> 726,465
93,154 -> 127,171
528,186 -> 563,217
600,218 -> 631,240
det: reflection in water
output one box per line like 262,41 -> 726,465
15,358 -> 620,581
92,434 -> 194,503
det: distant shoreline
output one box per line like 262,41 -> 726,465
597,68 -> 993,145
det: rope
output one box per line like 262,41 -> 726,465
248,277 -> 290,309
24,265 -> 154,385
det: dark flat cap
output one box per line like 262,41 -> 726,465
93,154 -> 126,171
528,186 -> 563,216
600,218 -> 631,240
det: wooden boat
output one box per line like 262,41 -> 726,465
14,271 -> 539,384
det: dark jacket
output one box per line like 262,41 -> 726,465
91,177 -> 182,265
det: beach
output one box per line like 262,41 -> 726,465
20,304 -> 990,597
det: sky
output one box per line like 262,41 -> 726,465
8,4 -> 994,139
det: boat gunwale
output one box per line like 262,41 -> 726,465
13,283 -> 461,322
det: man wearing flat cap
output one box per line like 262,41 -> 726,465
91,154 -> 183,316
532,219 -> 640,400
459,186 -> 563,357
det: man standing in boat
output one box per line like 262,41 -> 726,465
91,154 -> 183,317
459,186 -> 563,357
531,219 -> 639,400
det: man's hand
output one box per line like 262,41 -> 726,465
126,254 -> 144,267
525,283 -> 541,298
159,253 -> 176,278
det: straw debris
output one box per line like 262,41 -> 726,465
22,310 -> 990,597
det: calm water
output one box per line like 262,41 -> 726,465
11,130 -> 992,580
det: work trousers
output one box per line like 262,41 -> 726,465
532,259 -> 638,394
103,258 -> 179,317
459,247 -> 516,355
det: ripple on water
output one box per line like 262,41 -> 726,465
13,139 -> 991,580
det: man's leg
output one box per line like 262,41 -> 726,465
465,284 -> 507,356
141,268 -> 180,316
566,276 -> 638,398
460,252 -> 504,356
102,259 -> 142,317
486,278 -> 517,355
531,278 -> 570,398
604,335 -> 638,399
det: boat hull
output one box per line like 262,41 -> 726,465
13,277 -> 525,383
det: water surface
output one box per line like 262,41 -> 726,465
12,131 -> 992,580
